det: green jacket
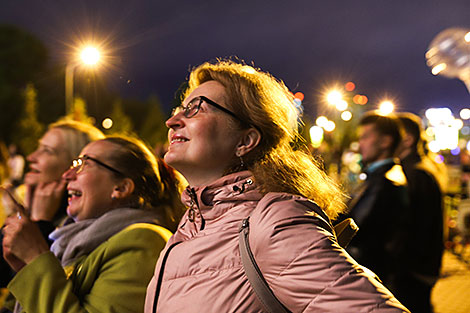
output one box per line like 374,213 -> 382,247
7,223 -> 171,313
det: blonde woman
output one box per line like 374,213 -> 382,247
145,60 -> 409,312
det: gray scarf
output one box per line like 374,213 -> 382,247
49,208 -> 161,266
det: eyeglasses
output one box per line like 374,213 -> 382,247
171,96 -> 246,124
70,155 -> 124,176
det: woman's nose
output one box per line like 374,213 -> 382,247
62,167 -> 76,181
26,150 -> 38,163
165,113 -> 184,129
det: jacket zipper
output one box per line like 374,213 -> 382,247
187,187 -> 198,222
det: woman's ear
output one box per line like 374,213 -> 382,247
111,178 -> 135,200
236,127 -> 261,157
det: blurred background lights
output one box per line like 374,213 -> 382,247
460,108 -> 470,120
324,120 -> 336,132
294,92 -> 304,101
345,81 -> 355,91
378,101 -> 394,115
466,140 -> 470,152
102,117 -> 113,129
353,94 -> 368,105
359,173 -> 367,181
80,46 -> 101,66
425,108 -> 453,126
428,140 -> 440,153
435,154 -> 445,163
309,126 -> 324,148
451,147 -> 461,155
341,110 -> 352,121
335,100 -> 348,111
434,123 -> 459,150
316,116 -> 328,127
452,118 -> 464,129
465,32 -> 470,42
462,126 -> 470,135
425,107 -> 461,151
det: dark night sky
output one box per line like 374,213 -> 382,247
1,0 -> 470,118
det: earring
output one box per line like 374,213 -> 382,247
236,152 -> 245,169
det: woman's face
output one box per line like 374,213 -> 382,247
24,128 -> 71,186
164,81 -> 244,186
63,141 -> 121,221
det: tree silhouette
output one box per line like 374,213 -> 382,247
139,95 -> 168,147
12,84 -> 45,156
106,99 -> 134,136
0,25 -> 47,143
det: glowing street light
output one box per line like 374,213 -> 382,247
378,101 -> 394,115
81,46 -> 101,66
65,45 -> 102,115
326,90 -> 343,105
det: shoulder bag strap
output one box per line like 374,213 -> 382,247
238,218 -> 291,313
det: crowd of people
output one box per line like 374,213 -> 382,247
0,59 -> 448,313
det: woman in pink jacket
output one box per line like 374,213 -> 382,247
145,59 -> 409,312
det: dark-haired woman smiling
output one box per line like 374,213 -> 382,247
3,136 -> 185,313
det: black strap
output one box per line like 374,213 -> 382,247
238,218 -> 291,313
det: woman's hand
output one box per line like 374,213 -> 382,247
29,179 -> 67,222
2,206 -> 50,272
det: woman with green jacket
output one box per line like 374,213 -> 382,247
2,136 -> 185,313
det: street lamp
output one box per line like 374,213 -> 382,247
65,46 -> 101,115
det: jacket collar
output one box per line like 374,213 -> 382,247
181,170 -> 262,222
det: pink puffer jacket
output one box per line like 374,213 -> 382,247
145,171 -> 409,313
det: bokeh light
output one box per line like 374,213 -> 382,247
309,126 -> 324,148
324,120 -> 336,132
460,108 -> 470,120
345,82 -> 355,91
341,110 -> 352,121
335,100 -> 348,111
316,116 -> 328,127
294,92 -> 304,101
102,117 -> 113,129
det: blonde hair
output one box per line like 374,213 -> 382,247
48,119 -> 105,162
186,60 -> 346,219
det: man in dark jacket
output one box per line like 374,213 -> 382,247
395,112 -> 444,313
346,112 -> 409,293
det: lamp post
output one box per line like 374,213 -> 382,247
65,46 -> 101,115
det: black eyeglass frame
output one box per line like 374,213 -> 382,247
71,155 -> 124,176
172,96 -> 246,124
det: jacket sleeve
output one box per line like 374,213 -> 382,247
8,224 -> 168,313
249,193 -> 409,313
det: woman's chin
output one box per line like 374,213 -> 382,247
24,172 -> 39,186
